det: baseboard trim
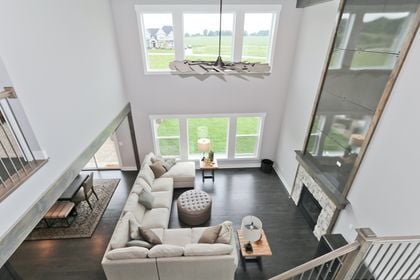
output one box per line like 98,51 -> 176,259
121,166 -> 138,171
273,164 -> 292,194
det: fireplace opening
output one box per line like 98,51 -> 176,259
298,185 -> 322,230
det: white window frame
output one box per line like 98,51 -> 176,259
135,5 -> 281,74
151,118 -> 181,158
234,116 -> 264,158
150,113 -> 266,160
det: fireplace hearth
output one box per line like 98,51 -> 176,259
298,185 -> 322,230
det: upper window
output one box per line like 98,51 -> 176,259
141,13 -> 175,71
136,5 -> 281,73
184,13 -> 234,62
242,13 -> 275,63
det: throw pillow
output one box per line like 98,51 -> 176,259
138,188 -> 154,210
216,221 -> 233,244
126,240 -> 153,249
149,161 -> 166,178
139,228 -> 162,245
162,158 -> 176,171
198,225 -> 222,244
128,213 -> 141,240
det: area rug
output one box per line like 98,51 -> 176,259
27,178 -> 120,240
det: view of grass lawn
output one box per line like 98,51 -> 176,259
155,117 -> 261,157
146,35 -> 270,70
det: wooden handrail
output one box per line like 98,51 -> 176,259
269,242 -> 360,280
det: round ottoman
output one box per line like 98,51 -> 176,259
177,190 -> 212,226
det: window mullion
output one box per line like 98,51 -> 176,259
173,11 -> 184,60
179,117 -> 188,160
227,116 -> 236,159
233,11 -> 245,62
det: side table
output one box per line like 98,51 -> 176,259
237,229 -> 272,267
200,159 -> 218,182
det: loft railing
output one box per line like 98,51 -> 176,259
0,87 -> 47,201
270,228 -> 420,280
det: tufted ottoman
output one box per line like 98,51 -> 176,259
177,190 -> 212,226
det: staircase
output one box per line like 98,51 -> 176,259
270,228 -> 420,280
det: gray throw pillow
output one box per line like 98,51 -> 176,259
198,225 -> 222,244
126,240 -> 153,249
138,188 -> 154,210
163,158 -> 176,171
139,228 -> 162,245
149,161 -> 166,178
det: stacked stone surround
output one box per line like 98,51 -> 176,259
292,165 -> 338,240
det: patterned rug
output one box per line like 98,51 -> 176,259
27,179 -> 120,240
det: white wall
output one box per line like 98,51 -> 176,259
109,0 -> 303,164
333,33 -> 420,241
274,0 -> 340,191
115,117 -> 138,170
0,0 -> 127,244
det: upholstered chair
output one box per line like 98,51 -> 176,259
71,172 -> 99,210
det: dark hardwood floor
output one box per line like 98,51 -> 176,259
9,168 -> 318,280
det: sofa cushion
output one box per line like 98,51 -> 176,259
141,208 -> 170,229
132,177 -> 152,194
124,193 -> 146,223
149,161 -> 166,178
140,228 -> 162,245
216,221 -> 233,244
198,225 -> 222,244
110,212 -> 130,249
138,188 -> 154,210
138,168 -> 154,187
126,240 -> 153,249
162,228 -> 192,246
148,245 -> 184,258
151,191 -> 172,209
184,244 -> 233,256
161,161 -> 195,181
151,178 -> 173,192
106,247 -> 149,260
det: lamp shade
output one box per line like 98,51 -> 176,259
241,216 -> 262,242
197,138 -> 211,152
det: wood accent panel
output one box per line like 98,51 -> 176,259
237,229 -> 272,257
0,103 -> 131,268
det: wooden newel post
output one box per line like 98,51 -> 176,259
335,228 -> 377,280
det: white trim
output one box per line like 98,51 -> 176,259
121,166 -> 139,171
273,164 -> 292,194
32,150 -> 48,160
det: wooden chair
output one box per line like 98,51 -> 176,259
71,172 -> 99,210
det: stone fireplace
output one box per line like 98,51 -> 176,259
292,152 -> 348,240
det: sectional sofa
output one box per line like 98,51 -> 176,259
102,153 -> 238,280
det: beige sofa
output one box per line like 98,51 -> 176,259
102,153 -> 238,280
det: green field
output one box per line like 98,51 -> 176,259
147,35 -> 270,70
155,117 -> 260,156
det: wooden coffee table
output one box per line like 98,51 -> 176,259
237,229 -> 272,265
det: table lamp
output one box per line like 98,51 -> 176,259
197,138 -> 210,161
241,215 -> 262,252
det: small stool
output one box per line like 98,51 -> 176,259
44,201 -> 76,227
177,190 -> 212,226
